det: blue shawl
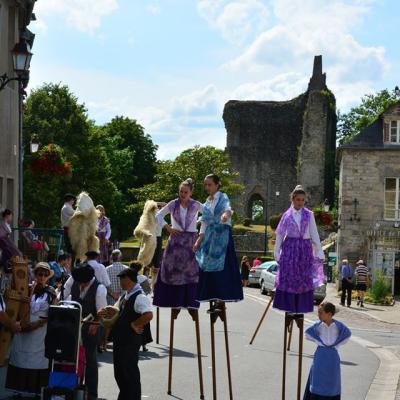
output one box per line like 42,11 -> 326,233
306,320 -> 351,397
195,192 -> 231,272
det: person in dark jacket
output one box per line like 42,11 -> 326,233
99,267 -> 153,400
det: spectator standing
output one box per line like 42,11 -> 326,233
340,259 -> 353,307
355,260 -> 369,308
252,257 -> 261,268
106,250 -> 127,305
49,253 -> 72,288
240,256 -> 251,287
96,205 -> 111,265
60,194 -> 76,253
0,209 -> 22,272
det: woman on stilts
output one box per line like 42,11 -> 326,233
303,302 -> 351,400
194,174 -> 243,400
273,185 -> 325,400
153,178 -> 205,398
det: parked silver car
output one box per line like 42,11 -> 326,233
248,261 -> 273,286
259,261 -> 327,304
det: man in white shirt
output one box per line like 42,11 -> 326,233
99,267 -> 152,400
60,193 -> 76,253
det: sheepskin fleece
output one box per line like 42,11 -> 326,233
68,192 -> 100,261
134,200 -> 158,267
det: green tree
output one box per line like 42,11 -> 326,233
99,116 -> 158,239
133,145 -> 243,215
23,83 -> 116,228
338,88 -> 400,145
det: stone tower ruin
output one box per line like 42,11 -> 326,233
224,56 -> 336,221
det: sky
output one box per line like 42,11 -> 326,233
28,0 -> 400,159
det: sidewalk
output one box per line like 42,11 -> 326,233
325,283 -> 400,325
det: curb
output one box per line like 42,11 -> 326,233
245,292 -> 400,400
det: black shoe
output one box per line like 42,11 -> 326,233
347,304 -> 351,308
360,302 -> 364,308
340,303 -> 345,306
142,346 -> 148,352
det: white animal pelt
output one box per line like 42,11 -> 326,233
68,192 -> 100,261
134,200 -> 158,267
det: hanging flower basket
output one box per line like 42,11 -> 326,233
31,143 -> 72,177
312,207 -> 334,226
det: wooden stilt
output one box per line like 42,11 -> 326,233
222,304 -> 233,400
282,313 -> 289,400
167,309 -> 179,395
249,292 -> 274,345
156,307 -> 160,344
209,301 -> 218,400
281,313 -> 304,400
190,309 -> 205,400
296,315 -> 304,400
287,320 -> 294,351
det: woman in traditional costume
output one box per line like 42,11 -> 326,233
194,174 -> 243,304
153,178 -> 203,309
96,205 -> 111,265
6,262 -> 56,396
304,302 -> 351,400
273,185 -> 325,313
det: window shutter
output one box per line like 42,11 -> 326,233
383,122 -> 389,142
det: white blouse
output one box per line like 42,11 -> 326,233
156,201 -> 203,233
274,208 -> 324,261
306,321 -> 349,349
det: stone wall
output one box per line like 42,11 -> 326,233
232,231 -> 266,253
337,149 -> 400,264
224,56 -> 336,220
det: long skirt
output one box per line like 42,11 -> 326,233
273,237 -> 322,313
97,231 -> 109,264
197,231 -> 243,302
153,232 -> 200,309
304,375 -> 340,400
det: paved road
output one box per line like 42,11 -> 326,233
98,288 -> 380,399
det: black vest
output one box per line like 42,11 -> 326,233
112,290 -> 143,349
71,279 -> 99,320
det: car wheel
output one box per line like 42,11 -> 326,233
260,281 -> 267,295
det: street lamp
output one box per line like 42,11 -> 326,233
30,135 -> 40,153
395,86 -> 400,97
264,191 -> 280,255
0,39 -> 33,91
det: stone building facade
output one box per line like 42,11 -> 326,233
224,56 -> 336,221
337,101 -> 400,295
0,0 -> 36,219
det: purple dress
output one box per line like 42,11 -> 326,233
96,216 -> 110,264
153,199 -> 202,309
273,207 -> 325,313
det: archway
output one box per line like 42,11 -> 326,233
247,194 -> 265,224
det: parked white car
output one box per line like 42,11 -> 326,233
259,261 -> 327,304
248,261 -> 272,286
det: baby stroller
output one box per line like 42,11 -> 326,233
42,300 -> 87,399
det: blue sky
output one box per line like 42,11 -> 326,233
29,0 -> 400,158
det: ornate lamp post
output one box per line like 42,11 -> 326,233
0,39 -> 32,91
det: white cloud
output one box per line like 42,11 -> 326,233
198,0 -> 269,44
220,0 -> 388,110
146,3 -> 161,15
35,0 -> 118,34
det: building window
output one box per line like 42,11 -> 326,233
385,120 -> 400,143
384,178 -> 400,220
6,178 -> 14,210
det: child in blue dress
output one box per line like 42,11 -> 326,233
304,302 -> 351,400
